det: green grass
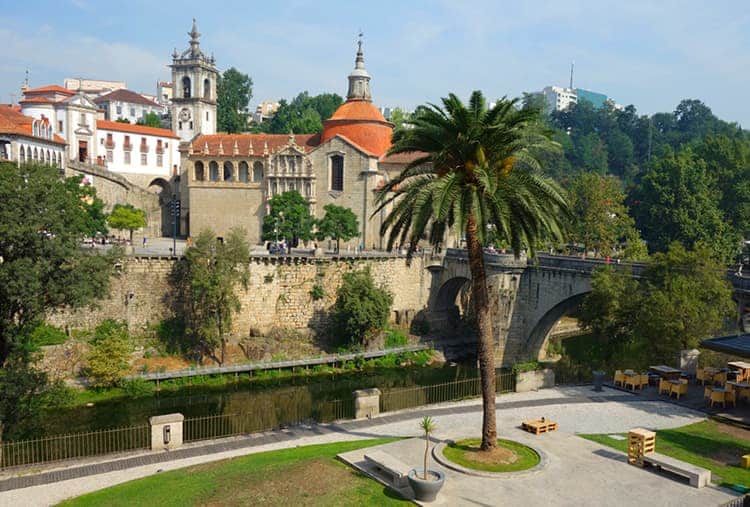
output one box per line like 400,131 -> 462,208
58,439 -> 408,507
580,420 -> 750,488
442,438 -> 540,473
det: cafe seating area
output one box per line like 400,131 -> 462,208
612,361 -> 750,421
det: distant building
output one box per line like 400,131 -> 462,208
542,85 -> 578,112
96,120 -> 180,180
576,89 -> 608,108
157,81 -> 173,105
94,89 -> 166,124
251,100 -> 280,124
0,104 -> 66,168
64,78 -> 126,96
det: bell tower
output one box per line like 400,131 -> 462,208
170,19 -> 218,142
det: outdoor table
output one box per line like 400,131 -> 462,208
623,369 -> 637,375
649,365 -> 682,380
728,381 -> 750,402
728,361 -> 750,382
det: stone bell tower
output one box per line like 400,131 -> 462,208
170,19 -> 218,142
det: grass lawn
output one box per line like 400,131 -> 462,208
581,420 -> 750,488
58,439 -> 409,507
442,438 -> 540,473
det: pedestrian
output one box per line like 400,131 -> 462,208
143,236 -> 147,248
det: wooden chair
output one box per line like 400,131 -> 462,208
696,368 -> 706,385
671,380 -> 688,399
614,370 -> 625,387
710,390 -> 726,408
713,372 -> 727,385
624,375 -> 640,391
659,379 -> 672,395
639,374 -> 650,389
726,390 -> 737,408
704,386 -> 713,401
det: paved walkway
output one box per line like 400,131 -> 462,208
0,386 -> 733,506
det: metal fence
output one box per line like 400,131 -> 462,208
380,371 -> 516,413
0,424 -> 149,469
720,494 -> 750,507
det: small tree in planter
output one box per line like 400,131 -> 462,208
408,416 -> 445,501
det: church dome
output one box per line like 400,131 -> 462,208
320,38 -> 393,157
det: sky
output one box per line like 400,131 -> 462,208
2,0 -> 750,125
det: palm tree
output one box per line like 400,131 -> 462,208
375,91 -> 569,450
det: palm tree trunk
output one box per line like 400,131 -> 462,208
466,214 -> 497,451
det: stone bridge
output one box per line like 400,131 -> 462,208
427,249 -> 750,366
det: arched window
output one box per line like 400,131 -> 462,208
253,161 -> 264,182
194,161 -> 205,181
330,154 -> 344,191
223,161 -> 234,181
182,76 -> 191,98
305,182 -> 311,197
46,150 -> 50,164
56,152 -> 62,167
209,161 -> 219,181
33,147 -> 38,161
19,145 -> 25,162
32,121 -> 39,137
239,161 -> 249,182
203,78 -> 210,99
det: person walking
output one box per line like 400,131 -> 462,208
142,236 -> 148,248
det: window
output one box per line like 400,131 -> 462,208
239,161 -> 249,182
124,151 -> 131,164
189,121 -> 193,129
58,120 -> 63,133
209,161 -> 219,181
32,121 -> 38,136
106,150 -> 113,162
223,161 -> 234,181
124,135 -> 131,147
19,146 -> 24,162
206,112 -> 209,121
305,182 -> 311,197
130,108 -> 136,117
194,161 -> 205,181
203,78 -> 210,99
253,161 -> 264,182
330,154 -> 344,191
178,121 -> 182,130
140,153 -> 147,165
79,113 -> 85,125
116,105 -> 122,115
182,76 -> 191,98
157,154 -> 163,167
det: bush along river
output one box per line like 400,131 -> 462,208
37,352 -> 490,437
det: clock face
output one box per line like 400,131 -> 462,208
179,108 -> 191,121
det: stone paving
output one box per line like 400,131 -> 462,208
0,386 -> 740,506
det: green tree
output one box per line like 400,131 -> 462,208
389,108 -> 412,130
375,91 -> 569,451
0,355 -> 49,438
0,162 -> 117,366
137,112 -> 162,128
217,67 -> 253,133
175,228 -> 250,364
316,204 -> 359,252
262,92 -> 343,134
632,145 -> 738,261
261,191 -> 315,249
108,204 -> 147,242
567,172 -> 643,258
64,176 -> 108,236
86,320 -> 132,388
330,269 -> 392,347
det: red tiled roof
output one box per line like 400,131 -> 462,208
0,105 -> 66,145
24,85 -> 75,96
19,97 -> 55,105
379,151 -> 428,164
321,99 -> 394,157
190,133 -> 321,156
96,119 -> 178,139
94,89 -> 162,108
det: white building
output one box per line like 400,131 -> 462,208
542,85 -> 578,112
96,120 -> 179,181
157,81 -> 173,105
0,105 -> 66,168
94,89 -> 166,124
64,78 -> 126,96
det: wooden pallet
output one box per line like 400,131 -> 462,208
628,428 -> 656,466
522,419 -> 558,435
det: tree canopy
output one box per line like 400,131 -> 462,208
108,204 -> 147,242
316,204 -> 359,252
137,112 -> 162,128
261,191 -> 315,247
261,92 -> 343,134
217,67 -> 253,133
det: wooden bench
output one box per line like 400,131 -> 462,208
642,452 -> 711,488
522,419 -> 558,435
364,450 -> 411,488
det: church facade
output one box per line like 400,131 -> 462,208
175,25 -> 415,249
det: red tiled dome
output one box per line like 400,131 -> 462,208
321,100 -> 394,157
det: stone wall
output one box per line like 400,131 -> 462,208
49,254 -> 433,336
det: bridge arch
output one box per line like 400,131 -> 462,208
525,292 -> 589,361
433,276 -> 471,312
148,178 -> 173,237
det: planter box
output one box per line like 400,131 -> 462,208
515,368 -> 555,393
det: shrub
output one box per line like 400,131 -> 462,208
384,328 -> 408,348
513,361 -> 540,374
86,320 -> 132,388
310,284 -> 325,301
155,317 -> 186,354
329,268 -> 393,347
122,378 -> 156,399
30,324 -> 68,347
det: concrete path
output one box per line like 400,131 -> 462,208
0,386 -> 734,506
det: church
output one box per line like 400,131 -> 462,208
173,22 -> 417,249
